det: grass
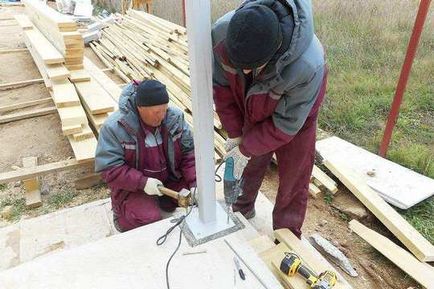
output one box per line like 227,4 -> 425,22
47,190 -> 77,209
0,197 -> 26,222
313,0 -> 434,243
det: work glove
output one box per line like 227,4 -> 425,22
224,146 -> 251,180
224,137 -> 242,152
144,177 -> 163,196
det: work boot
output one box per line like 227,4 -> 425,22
243,208 -> 256,219
113,213 -> 124,233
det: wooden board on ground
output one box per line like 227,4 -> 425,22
74,173 -> 102,190
349,220 -> 434,288
0,98 -> 52,113
312,165 -> 338,194
14,14 -> 33,30
325,160 -> 434,262
83,56 -> 122,103
22,157 -> 42,209
57,105 -> 88,127
23,29 -> 64,64
308,183 -> 321,199
74,80 -> 116,114
69,69 -> 91,83
67,134 -> 97,162
51,79 -> 81,107
72,123 -> 94,141
317,136 -> 434,209
0,107 -> 56,124
45,64 -> 70,80
62,123 -> 82,135
0,159 -> 93,184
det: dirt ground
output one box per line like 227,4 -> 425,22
0,5 -> 422,289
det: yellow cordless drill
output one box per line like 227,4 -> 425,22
280,252 -> 337,289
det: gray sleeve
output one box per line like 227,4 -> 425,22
273,66 -> 324,135
95,123 -> 125,173
180,113 -> 194,154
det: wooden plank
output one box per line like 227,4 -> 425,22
0,98 -> 52,113
324,160 -> 434,262
62,123 -> 82,135
308,183 -> 321,199
45,64 -> 70,80
249,235 -> 276,255
0,107 -> 56,124
72,123 -> 94,141
87,112 -> 108,132
83,57 -> 121,103
24,29 -> 64,64
0,159 -> 93,184
69,69 -> 91,83
67,134 -> 97,162
349,220 -> 434,288
312,165 -> 338,194
74,80 -> 116,114
318,136 -> 434,209
274,229 -> 352,289
51,79 -> 81,107
57,105 -> 88,127
14,15 -> 33,30
0,48 -> 28,54
22,157 -> 42,209
74,173 -> 102,190
0,78 -> 44,90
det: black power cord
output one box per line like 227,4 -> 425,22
156,188 -> 195,289
156,161 -> 226,289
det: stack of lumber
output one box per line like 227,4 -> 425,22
22,0 -> 84,70
16,12 -> 98,162
90,9 -> 226,157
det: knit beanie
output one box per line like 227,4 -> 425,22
226,3 -> 282,69
136,80 -> 169,107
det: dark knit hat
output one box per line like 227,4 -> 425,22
226,4 -> 282,69
136,80 -> 169,107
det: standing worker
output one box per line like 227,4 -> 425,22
95,80 -> 196,232
212,0 -> 327,238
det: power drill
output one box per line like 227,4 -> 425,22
223,157 -> 243,223
280,252 -> 337,289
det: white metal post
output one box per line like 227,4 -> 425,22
185,0 -> 216,223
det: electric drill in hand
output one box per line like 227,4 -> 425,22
223,157 -> 243,223
280,252 -> 337,289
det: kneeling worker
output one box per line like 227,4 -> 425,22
95,80 -> 196,232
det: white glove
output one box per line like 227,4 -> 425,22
224,137 -> 242,152
224,146 -> 251,180
144,177 -> 163,196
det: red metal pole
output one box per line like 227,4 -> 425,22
182,0 -> 186,27
378,0 -> 432,157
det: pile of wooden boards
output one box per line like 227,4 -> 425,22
314,140 -> 434,288
22,0 -> 84,70
16,1 -> 119,162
